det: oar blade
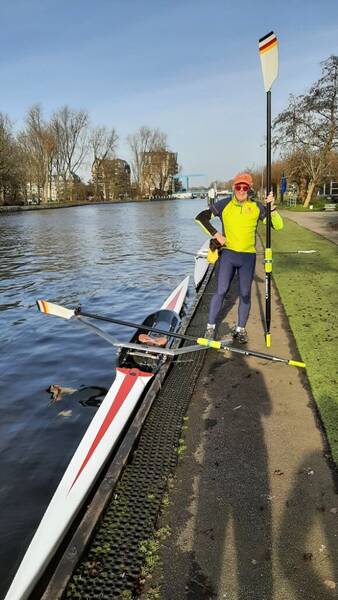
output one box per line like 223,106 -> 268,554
36,300 -> 75,320
259,31 -> 279,92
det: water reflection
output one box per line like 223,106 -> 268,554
0,198 -> 206,597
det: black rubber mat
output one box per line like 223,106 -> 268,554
64,276 -> 216,599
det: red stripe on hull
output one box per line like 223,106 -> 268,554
165,288 -> 181,311
68,368 -> 152,491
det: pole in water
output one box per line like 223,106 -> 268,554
259,31 -> 279,348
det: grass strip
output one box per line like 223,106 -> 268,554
267,218 -> 338,463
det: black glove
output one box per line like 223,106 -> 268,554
209,238 -> 222,251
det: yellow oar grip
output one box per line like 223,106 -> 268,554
266,333 -> 271,347
207,248 -> 219,264
197,338 -> 221,349
288,360 -> 306,368
265,248 -> 272,273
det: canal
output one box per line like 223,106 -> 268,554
0,198 -> 206,597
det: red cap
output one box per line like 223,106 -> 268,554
233,172 -> 253,187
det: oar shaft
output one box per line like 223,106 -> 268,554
75,310 -> 305,368
265,90 -> 272,347
197,338 -> 305,367
76,309 -> 196,344
257,250 -> 317,255
266,90 -> 272,244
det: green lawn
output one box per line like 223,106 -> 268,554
280,205 -> 322,212
266,219 -> 338,463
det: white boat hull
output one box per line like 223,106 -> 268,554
194,240 -> 209,288
5,277 -> 189,600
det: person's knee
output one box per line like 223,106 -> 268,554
214,291 -> 226,302
240,292 -> 251,305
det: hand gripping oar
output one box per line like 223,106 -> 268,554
36,300 -> 306,368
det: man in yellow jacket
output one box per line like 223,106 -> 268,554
195,172 -> 283,342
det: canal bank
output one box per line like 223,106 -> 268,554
0,196 -> 186,213
147,239 -> 338,600
58,235 -> 338,599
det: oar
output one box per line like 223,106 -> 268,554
173,248 -> 207,258
36,300 -> 306,368
173,245 -> 318,258
259,31 -> 279,348
171,243 -> 207,258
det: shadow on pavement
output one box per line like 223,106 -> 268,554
159,283 -> 274,599
182,353 -> 273,599
278,450 -> 338,600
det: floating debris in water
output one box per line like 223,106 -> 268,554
58,410 -> 72,418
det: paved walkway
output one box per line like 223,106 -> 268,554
280,211 -> 338,245
149,245 -> 338,600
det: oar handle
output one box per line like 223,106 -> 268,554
195,337 -> 305,368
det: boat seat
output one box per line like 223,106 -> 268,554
138,334 -> 168,347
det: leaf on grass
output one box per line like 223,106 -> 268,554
324,580 -> 336,590
302,467 -> 314,476
303,552 -> 313,561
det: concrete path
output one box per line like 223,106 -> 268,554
150,245 -> 338,600
280,211 -> 338,245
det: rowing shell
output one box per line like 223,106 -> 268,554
5,276 -> 189,600
194,239 -> 209,288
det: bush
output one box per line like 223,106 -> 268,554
311,196 -> 327,210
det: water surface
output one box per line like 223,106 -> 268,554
0,199 -> 207,597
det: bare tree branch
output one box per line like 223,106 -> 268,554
273,55 -> 338,205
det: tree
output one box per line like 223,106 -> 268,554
274,55 -> 338,206
0,114 -> 14,203
127,126 -> 168,195
17,105 -> 56,203
0,113 -> 26,204
52,106 -> 89,201
141,148 -> 177,197
90,126 -> 119,200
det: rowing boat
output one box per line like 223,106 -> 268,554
193,239 -> 209,288
5,276 -> 189,600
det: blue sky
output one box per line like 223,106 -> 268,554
1,0 -> 337,184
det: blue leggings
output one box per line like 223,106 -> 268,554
208,250 -> 256,327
